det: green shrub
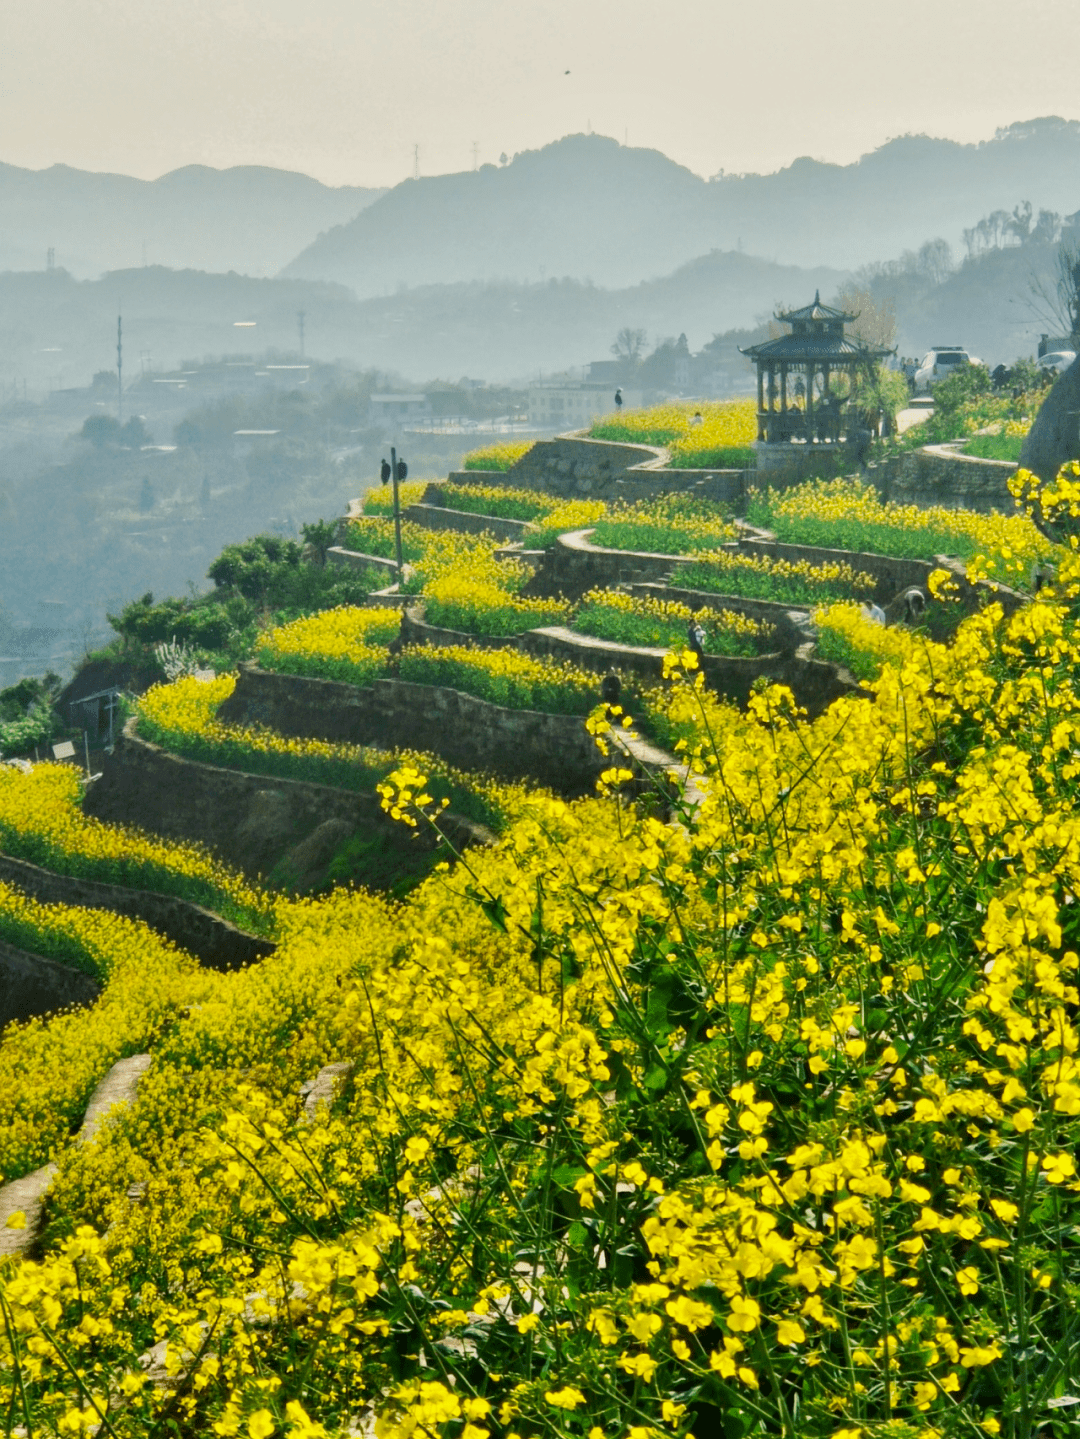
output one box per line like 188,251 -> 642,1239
963,432 -> 1025,462
666,444 -> 757,469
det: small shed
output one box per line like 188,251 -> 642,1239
741,293 -> 894,445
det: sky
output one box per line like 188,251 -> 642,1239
2,0 -> 1080,189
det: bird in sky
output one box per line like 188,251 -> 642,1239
564,69 -> 570,74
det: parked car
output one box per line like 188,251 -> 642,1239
913,347 -> 980,393
1037,350 -> 1077,375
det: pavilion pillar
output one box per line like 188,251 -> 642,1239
757,365 -> 765,440
805,363 -> 815,438
780,363 -> 788,411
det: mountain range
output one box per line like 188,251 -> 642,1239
0,163 -> 385,279
284,120 -> 1080,295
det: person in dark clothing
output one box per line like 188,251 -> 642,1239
614,388 -> 623,411
687,617 -> 706,669
600,671 -> 622,706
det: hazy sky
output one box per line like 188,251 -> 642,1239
3,0 -> 1080,189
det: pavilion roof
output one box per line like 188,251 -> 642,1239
739,332 -> 895,363
776,290 -> 855,324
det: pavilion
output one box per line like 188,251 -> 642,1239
740,293 -> 894,446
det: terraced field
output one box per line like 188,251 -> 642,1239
1,424 -> 1074,1439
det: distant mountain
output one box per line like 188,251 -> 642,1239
283,121 -> 1080,295
333,250 -> 849,379
0,163 -> 385,279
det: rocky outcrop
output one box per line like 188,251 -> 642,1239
1019,358 -> 1080,481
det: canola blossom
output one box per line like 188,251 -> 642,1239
590,494 -> 737,555
256,605 -> 397,685
9,561 -> 1080,1435
360,481 -> 429,516
138,672 -> 537,831
0,762 -> 275,933
749,476 -> 1053,583
422,572 -> 571,637
8,471 -> 1080,1439
671,549 -> 877,605
461,439 -> 535,472
0,883 -> 216,1180
591,399 -> 757,467
811,599 -> 952,682
531,497 -> 610,548
398,642 -> 603,714
439,482 -> 557,522
573,588 -> 774,657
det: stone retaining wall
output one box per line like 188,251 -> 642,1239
399,605 -> 854,716
399,607 -> 512,652
0,938 -> 101,1030
85,722 -> 452,884
877,445 -> 1017,513
327,546 -> 399,579
736,538 -> 1025,616
506,436 -> 665,496
519,627 -> 858,716
542,528 -> 694,596
220,665 -> 607,794
0,853 -> 273,971
403,502 -> 532,543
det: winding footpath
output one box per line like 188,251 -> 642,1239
0,1053 -> 152,1260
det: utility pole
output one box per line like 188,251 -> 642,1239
297,309 -> 306,358
413,144 -> 420,181
472,141 -> 478,171
116,311 -> 123,425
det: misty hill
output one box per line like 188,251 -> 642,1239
0,251 -> 845,393
872,237 -> 1073,364
336,250 -> 848,379
0,162 -> 385,279
284,121 -> 1080,294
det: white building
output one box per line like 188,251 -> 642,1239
527,382 -> 641,429
368,393 -> 432,427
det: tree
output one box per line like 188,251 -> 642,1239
1007,200 -> 1033,245
80,414 -> 121,447
610,327 -> 647,365
1028,235 -> 1080,345
830,286 -> 897,351
1032,209 -> 1063,246
915,238 -> 954,287
301,518 -> 339,566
